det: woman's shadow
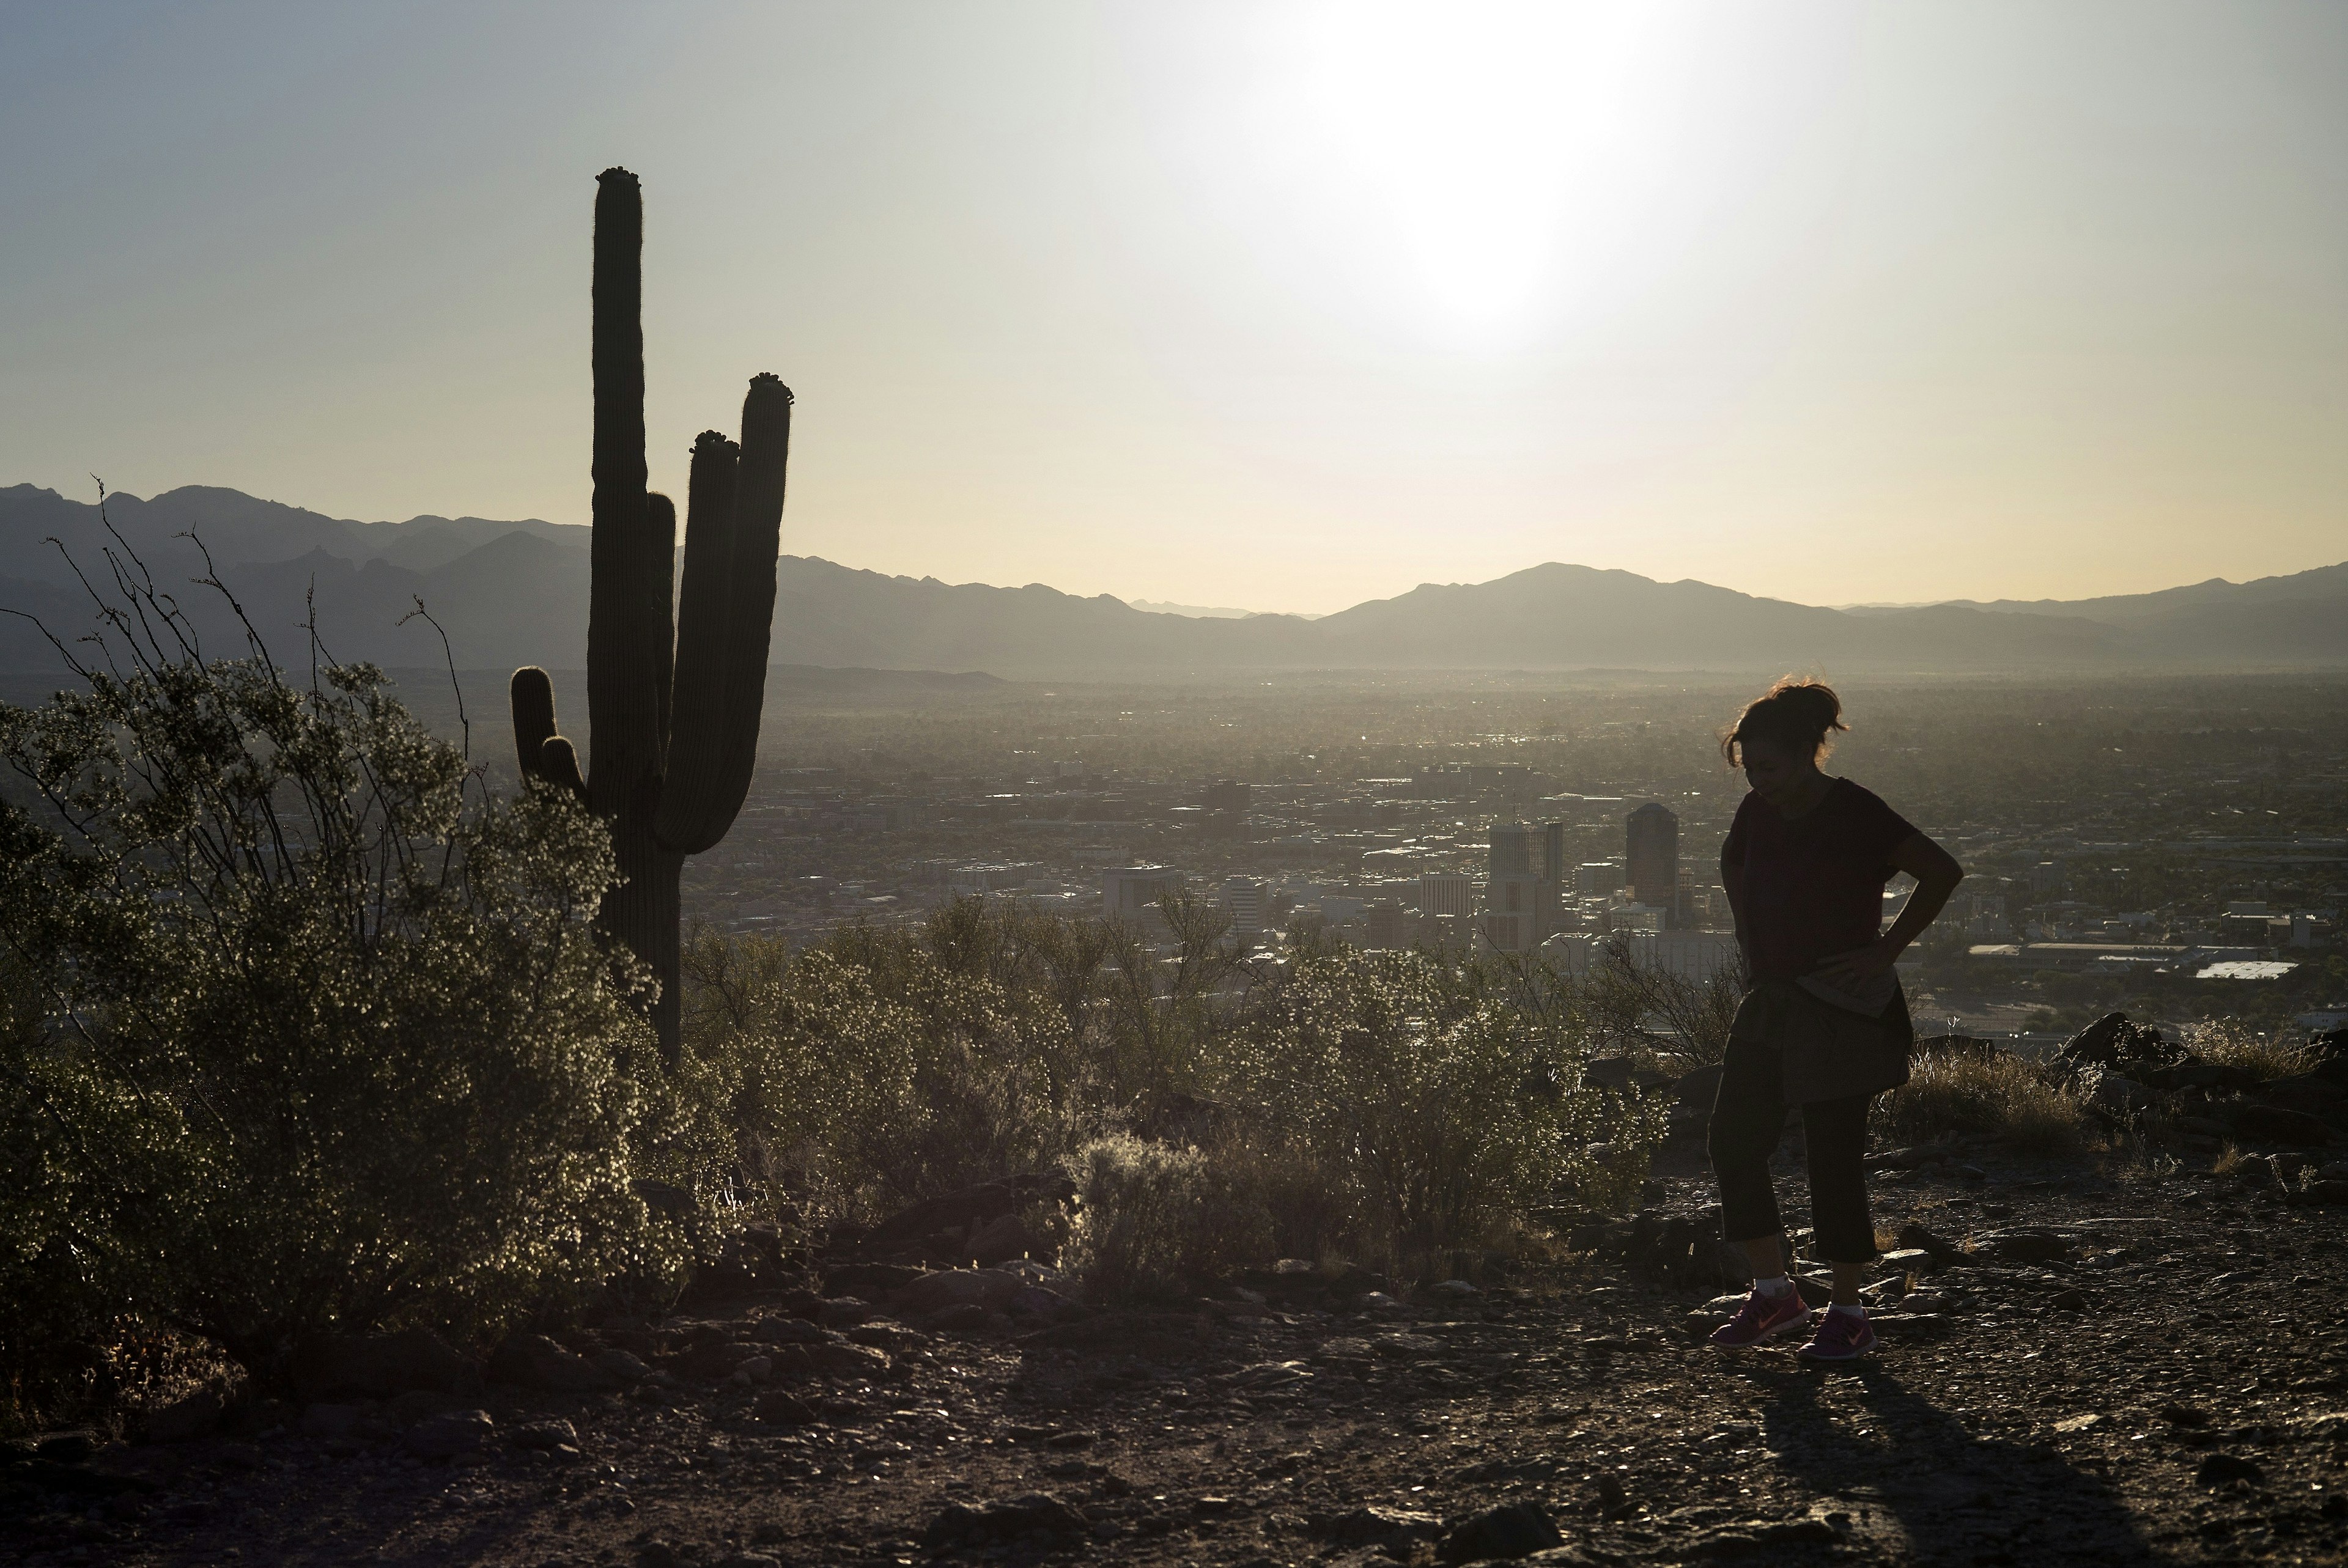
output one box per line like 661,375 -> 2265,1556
1740,1363 -> 2162,1565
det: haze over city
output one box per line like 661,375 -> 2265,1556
6,1 -> 2346,614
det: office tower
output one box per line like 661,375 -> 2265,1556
1365,900 -> 1411,951
1223,877 -> 1264,938
1542,821 -> 1568,882
1487,822 -> 1533,878
1626,803 -> 1680,913
1419,872 -> 1477,920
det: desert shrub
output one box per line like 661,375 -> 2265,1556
1214,946 -> 1663,1265
1874,1049 -> 2090,1155
2176,1020 -> 2316,1083
676,912 -> 1090,1226
1061,1134 -> 1273,1302
673,907 -> 1672,1289
0,627 -> 682,1389
1578,933 -> 1746,1067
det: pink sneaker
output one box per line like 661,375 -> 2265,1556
1796,1308 -> 1878,1362
1708,1286 -> 1810,1348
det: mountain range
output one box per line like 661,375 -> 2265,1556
4,482 -> 2344,680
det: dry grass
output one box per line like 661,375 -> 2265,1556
2210,1143 -> 2253,1177
1875,1050 -> 2092,1156
2177,1021 -> 2319,1083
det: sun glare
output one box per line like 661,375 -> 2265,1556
1272,1 -> 1693,347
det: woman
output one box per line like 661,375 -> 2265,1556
1705,678 -> 1963,1361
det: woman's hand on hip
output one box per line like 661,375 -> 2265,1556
1813,938 -> 1897,990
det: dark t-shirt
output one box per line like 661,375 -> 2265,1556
1722,778 -> 1918,982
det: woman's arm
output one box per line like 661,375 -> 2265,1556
1814,831 -> 1964,988
1721,856 -> 1747,960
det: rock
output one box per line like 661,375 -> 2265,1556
676,1336 -> 769,1382
815,1297 -> 870,1327
1972,1228 -> 2072,1263
401,1409 -> 492,1460
2196,1453 -> 2263,1486
1865,1144 -> 1950,1170
753,1390 -> 818,1425
890,1267 -> 1027,1317
1311,1505 -> 1445,1545
593,1349 -> 651,1385
1008,1285 -> 1072,1317
865,1171 -> 1077,1250
767,1341 -> 891,1382
2291,1179 -> 2348,1207
744,1316 -> 830,1346
1897,1290 -> 1947,1314
731,1356 -> 773,1385
847,1319 -> 931,1353
968,1211 -> 1045,1265
1895,1221 -> 1963,1264
289,1328 -> 471,1402
2091,1076 -> 2147,1114
714,1555 -> 780,1568
1880,1248 -> 1936,1275
1221,1360 -> 1314,1391
1675,1062 -> 1726,1106
920,1492 -> 1086,1546
1441,1500 -> 1564,1561
2060,1013 -> 2173,1069
923,1303 -> 991,1332
513,1418 -> 579,1451
2229,1104 -> 2331,1147
1689,1518 -> 1843,1554
2158,1403 -> 2212,1427
2048,1288 -> 2088,1311
487,1332 -> 611,1393
298,1404 -> 363,1438
822,1262 -> 927,1299
142,1388 -> 225,1443
1429,1279 -> 1480,1298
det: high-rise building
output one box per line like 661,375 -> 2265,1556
1626,803 -> 1680,915
1419,872 -> 1477,920
1488,822 -> 1534,878
1541,821 -> 1568,882
1365,900 -> 1411,951
1102,866 -> 1184,922
1576,861 -> 1622,899
1223,877 -> 1264,938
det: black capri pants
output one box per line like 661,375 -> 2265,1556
1707,1029 -> 1877,1265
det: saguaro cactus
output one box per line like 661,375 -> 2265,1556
512,166 -> 792,1064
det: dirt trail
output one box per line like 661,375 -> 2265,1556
12,1146 -> 2347,1568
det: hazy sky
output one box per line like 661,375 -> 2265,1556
4,2 -> 2344,613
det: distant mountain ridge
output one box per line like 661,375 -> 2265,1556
3,482 -> 2344,677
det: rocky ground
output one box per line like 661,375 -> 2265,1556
10,1128 -> 2346,1568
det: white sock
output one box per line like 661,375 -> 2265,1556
1755,1274 -> 1793,1297
1828,1301 -> 1866,1319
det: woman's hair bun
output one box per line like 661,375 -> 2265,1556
1720,676 -> 1848,764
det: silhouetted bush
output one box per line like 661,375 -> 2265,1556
677,901 -> 1669,1295
0,621 -> 688,1408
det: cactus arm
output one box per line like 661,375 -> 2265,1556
704,373 -> 793,830
652,431 -> 741,855
538,735 -> 587,798
509,665 -> 559,782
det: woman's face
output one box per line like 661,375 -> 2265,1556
1738,736 -> 1817,806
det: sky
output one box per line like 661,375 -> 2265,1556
2,2 -> 2344,615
